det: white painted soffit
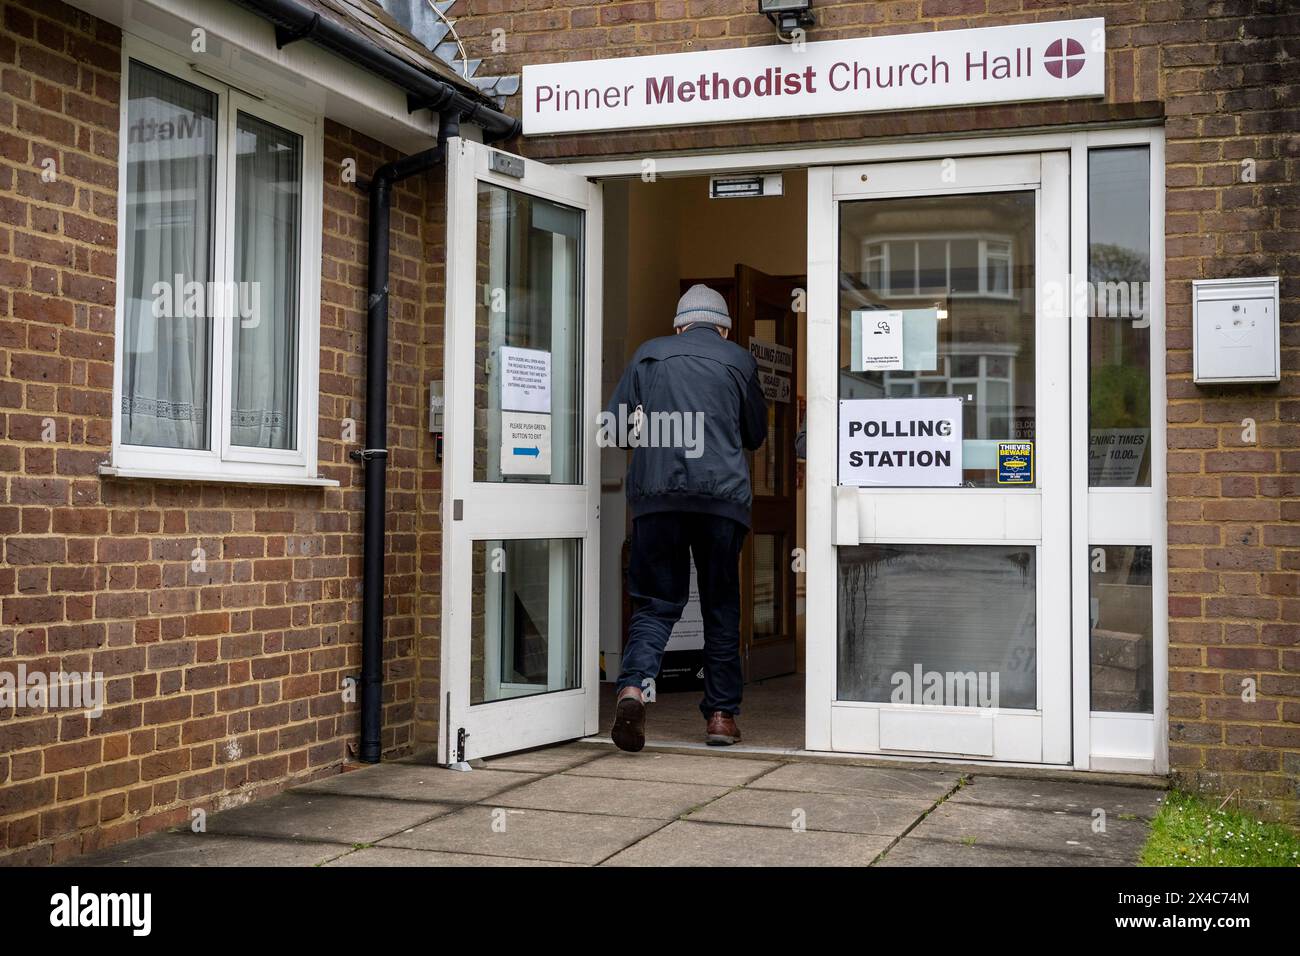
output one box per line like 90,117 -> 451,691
70,0 -> 450,152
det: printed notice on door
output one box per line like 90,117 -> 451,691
838,397 -> 963,486
500,346 -> 551,413
851,309 -> 940,372
500,411 -> 551,476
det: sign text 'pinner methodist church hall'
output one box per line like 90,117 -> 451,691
523,18 -> 1105,135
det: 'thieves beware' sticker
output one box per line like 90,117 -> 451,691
997,441 -> 1034,485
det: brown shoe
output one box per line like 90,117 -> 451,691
611,686 -> 646,753
705,710 -> 741,746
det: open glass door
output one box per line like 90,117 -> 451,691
806,153 -> 1071,764
439,138 -> 602,763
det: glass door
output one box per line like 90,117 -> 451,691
439,138 -> 602,763
805,154 -> 1071,763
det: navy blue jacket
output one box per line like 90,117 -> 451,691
606,326 -> 768,527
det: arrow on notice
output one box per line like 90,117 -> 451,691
512,447 -> 540,457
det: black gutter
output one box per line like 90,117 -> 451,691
353,109 -> 462,763
233,0 -> 521,143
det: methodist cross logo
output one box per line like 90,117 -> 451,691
1043,38 -> 1086,78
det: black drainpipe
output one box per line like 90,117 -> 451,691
355,110 -> 463,763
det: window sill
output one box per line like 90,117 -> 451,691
99,464 -> 340,488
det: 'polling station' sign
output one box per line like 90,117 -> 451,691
839,397 -> 963,487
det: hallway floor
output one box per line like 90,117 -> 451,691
69,741 -> 1165,867
597,673 -> 806,751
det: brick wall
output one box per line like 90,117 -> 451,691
453,0 -> 1299,821
0,0 -> 436,863
1,0 -> 1296,864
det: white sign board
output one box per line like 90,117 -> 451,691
758,370 -> 791,403
500,346 -> 551,413
524,19 -> 1105,134
666,558 -> 705,653
749,337 -> 793,374
858,310 -> 904,371
839,397 -> 962,487
1088,428 -> 1149,486
500,411 -> 551,476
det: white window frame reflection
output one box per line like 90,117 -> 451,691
109,39 -> 324,484
862,234 -> 1016,300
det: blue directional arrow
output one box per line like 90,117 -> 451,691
512,446 -> 540,457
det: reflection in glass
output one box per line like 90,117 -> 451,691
838,192 -> 1036,487
838,544 -> 1037,709
1088,147 -> 1152,487
752,533 -> 780,638
471,538 -> 580,704
1089,545 -> 1153,713
121,62 -> 216,449
474,184 -> 583,483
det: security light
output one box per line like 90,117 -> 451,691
758,0 -> 814,40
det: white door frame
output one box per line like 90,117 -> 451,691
808,152 -> 1071,764
439,137 -> 603,763
559,125 -> 1167,773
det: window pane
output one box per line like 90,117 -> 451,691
471,538 -> 581,704
950,238 -> 979,293
1089,545 -> 1153,713
121,62 -> 216,449
916,238 -> 946,293
838,544 -> 1037,709
1088,147 -> 1152,487
474,184 -> 583,483
230,112 -> 302,450
887,240 -> 915,295
839,192 -> 1036,487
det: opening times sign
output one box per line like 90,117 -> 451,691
523,19 -> 1104,135
839,397 -> 963,487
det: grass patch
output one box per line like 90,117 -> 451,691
1141,790 -> 1300,867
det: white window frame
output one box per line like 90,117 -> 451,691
106,37 -> 328,486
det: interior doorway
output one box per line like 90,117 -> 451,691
598,169 -> 808,750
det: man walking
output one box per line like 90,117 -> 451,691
605,283 -> 768,751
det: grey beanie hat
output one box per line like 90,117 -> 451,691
673,283 -> 732,330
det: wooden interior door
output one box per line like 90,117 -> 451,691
680,265 -> 800,682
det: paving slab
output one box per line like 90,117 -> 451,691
203,792 -> 456,845
483,745 -> 605,774
324,846 -> 578,867
748,762 -> 962,799
380,806 -> 665,865
686,787 -> 938,836
905,801 -> 1148,862
295,764 -> 537,804
952,776 -> 1166,819
568,751 -> 780,787
602,819 -> 892,866
875,837 -> 1135,867
491,772 -> 728,820
68,831 -> 344,868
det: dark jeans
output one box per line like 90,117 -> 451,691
616,511 -> 747,718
